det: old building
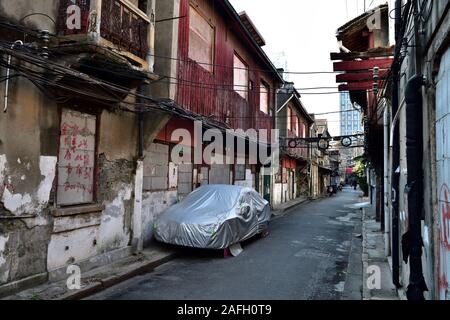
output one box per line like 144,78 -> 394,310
150,0 -> 284,205
313,119 -> 334,196
331,4 -> 393,224
386,0 -> 450,300
340,92 -> 363,136
275,82 -> 314,205
331,0 -> 450,300
0,0 -> 190,296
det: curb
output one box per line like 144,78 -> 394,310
271,199 -> 310,219
58,252 -> 178,300
361,208 -> 370,300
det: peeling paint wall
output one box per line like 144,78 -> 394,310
1,156 -> 57,216
0,3 -> 170,296
0,235 -> 9,284
142,190 -> 178,246
0,56 -> 58,288
98,183 -> 133,253
0,0 -> 58,32
46,109 -> 138,272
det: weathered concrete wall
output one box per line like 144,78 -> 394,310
0,0 -> 58,33
0,69 -> 58,287
44,108 -> 138,272
421,3 -> 450,300
141,190 -> 178,246
178,163 -> 193,199
0,74 -> 145,291
0,0 -> 171,294
152,0 -> 180,100
144,143 -> 169,190
140,142 -> 179,245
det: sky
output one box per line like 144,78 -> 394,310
229,0 -> 387,135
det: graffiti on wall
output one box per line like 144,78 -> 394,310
436,47 -> 450,300
438,184 -> 450,299
57,109 -> 96,205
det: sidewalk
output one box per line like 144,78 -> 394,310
361,202 -> 399,300
2,245 -> 178,300
271,196 -> 309,217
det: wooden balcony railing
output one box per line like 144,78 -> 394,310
57,0 -> 150,60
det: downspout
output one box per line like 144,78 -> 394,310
403,0 -> 427,300
309,124 -> 314,199
404,74 -> 427,300
390,0 -> 403,289
271,88 -> 279,207
3,40 -> 23,113
384,105 -> 390,256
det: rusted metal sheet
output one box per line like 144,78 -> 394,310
436,47 -> 450,300
176,0 -> 276,135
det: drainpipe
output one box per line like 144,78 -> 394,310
390,0 -> 402,289
384,105 -> 390,256
404,74 -> 427,300
3,40 -> 23,113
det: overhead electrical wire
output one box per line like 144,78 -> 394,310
0,21 -> 369,126
0,42 -> 369,97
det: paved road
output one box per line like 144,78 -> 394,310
89,188 -> 363,300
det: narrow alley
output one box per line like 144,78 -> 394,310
2,0 -> 450,304
88,188 -> 363,300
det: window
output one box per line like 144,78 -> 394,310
294,116 -> 299,136
287,107 -> 293,131
260,81 -> 269,114
57,109 -> 96,206
301,122 -> 306,138
233,53 -> 249,100
189,6 -> 214,72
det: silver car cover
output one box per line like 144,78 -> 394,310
154,185 -> 271,249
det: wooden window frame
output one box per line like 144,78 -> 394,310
188,4 -> 216,73
287,106 -> 293,131
260,80 -> 270,114
233,52 -> 249,100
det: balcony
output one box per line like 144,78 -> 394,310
56,0 -> 152,70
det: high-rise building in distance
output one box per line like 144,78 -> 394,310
340,92 -> 363,136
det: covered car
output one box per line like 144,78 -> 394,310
154,185 -> 271,249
